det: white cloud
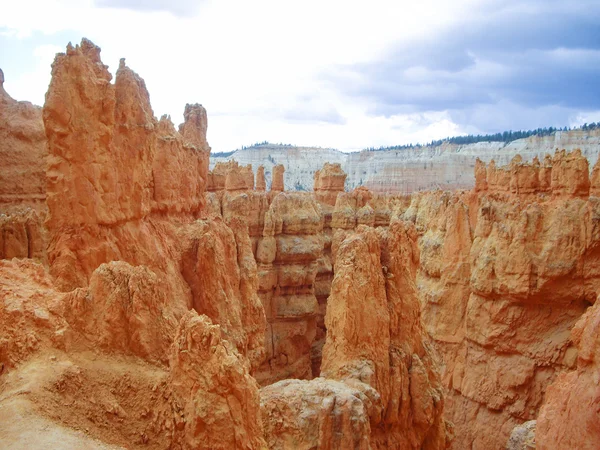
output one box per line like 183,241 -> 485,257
3,0 -> 584,153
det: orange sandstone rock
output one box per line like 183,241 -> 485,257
60,261 -> 182,364
168,311 -> 267,450
180,218 -> 266,370
0,69 -> 47,211
536,299 -> 600,450
255,193 -> 323,384
321,224 -> 448,449
313,162 -> 346,206
256,165 -> 267,191
271,164 -> 285,192
407,153 -> 600,449
551,148 -> 590,197
43,39 -> 208,291
260,378 -> 374,449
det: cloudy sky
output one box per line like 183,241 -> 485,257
1,0 -> 599,152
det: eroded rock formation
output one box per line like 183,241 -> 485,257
535,298 -> 600,449
0,39 -> 269,449
43,39 -> 209,293
4,35 -> 600,450
409,150 -> 600,449
0,68 -> 47,211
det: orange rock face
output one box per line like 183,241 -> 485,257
260,378 -> 374,449
0,69 -> 47,212
271,164 -> 285,192
409,150 -> 600,449
321,224 -> 448,449
168,311 -> 267,450
43,39 -> 209,291
1,39 -> 269,450
8,35 -> 600,450
255,193 -> 324,384
256,165 -> 267,191
313,162 -> 347,206
180,218 -> 266,370
535,298 -> 600,450
0,258 -> 266,449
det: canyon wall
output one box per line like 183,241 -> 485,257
211,131 -> 600,193
3,36 -> 600,450
0,68 -> 47,212
406,151 -> 600,449
1,40 -> 271,449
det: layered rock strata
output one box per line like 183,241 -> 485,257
535,298 -> 600,449
0,68 -> 47,211
211,130 -> 600,193
408,150 -> 600,449
260,222 -> 449,449
6,35 -> 600,450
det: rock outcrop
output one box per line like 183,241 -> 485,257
408,150 -> 600,449
168,311 -> 267,449
0,68 -> 47,211
43,39 -> 209,292
313,162 -> 347,206
1,39 -> 268,450
321,224 -> 448,449
180,218 -> 266,370
260,378 -> 373,449
211,130 -> 600,193
535,299 -> 600,450
0,261 -> 266,449
0,208 -> 46,261
255,193 -> 323,384
7,34 -> 600,450
271,164 -> 285,192
256,165 -> 266,191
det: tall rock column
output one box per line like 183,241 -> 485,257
312,163 -> 348,374
255,193 -> 323,384
320,223 -> 448,449
271,164 -> 285,192
43,39 -> 209,291
256,165 -> 266,191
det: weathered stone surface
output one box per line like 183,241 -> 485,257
43,39 -> 209,292
256,165 -> 267,191
536,299 -> 600,450
255,193 -> 323,384
506,420 -> 536,450
180,218 -> 266,370
0,69 -> 47,211
0,208 -> 46,261
8,33 -> 600,450
271,164 -> 285,192
321,224 -> 448,449
60,261 -> 182,364
476,149 -> 591,197
260,378 -> 373,450
169,311 -> 267,450
314,162 -> 346,206
406,150 -> 600,449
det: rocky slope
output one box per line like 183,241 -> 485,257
0,68 -> 47,212
0,39 -> 450,450
406,151 -> 600,449
3,36 -> 600,450
211,130 -> 600,193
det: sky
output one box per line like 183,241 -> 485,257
1,0 -> 599,152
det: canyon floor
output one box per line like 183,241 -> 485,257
1,39 -> 600,450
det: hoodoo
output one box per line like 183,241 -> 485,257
2,37 -> 600,450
